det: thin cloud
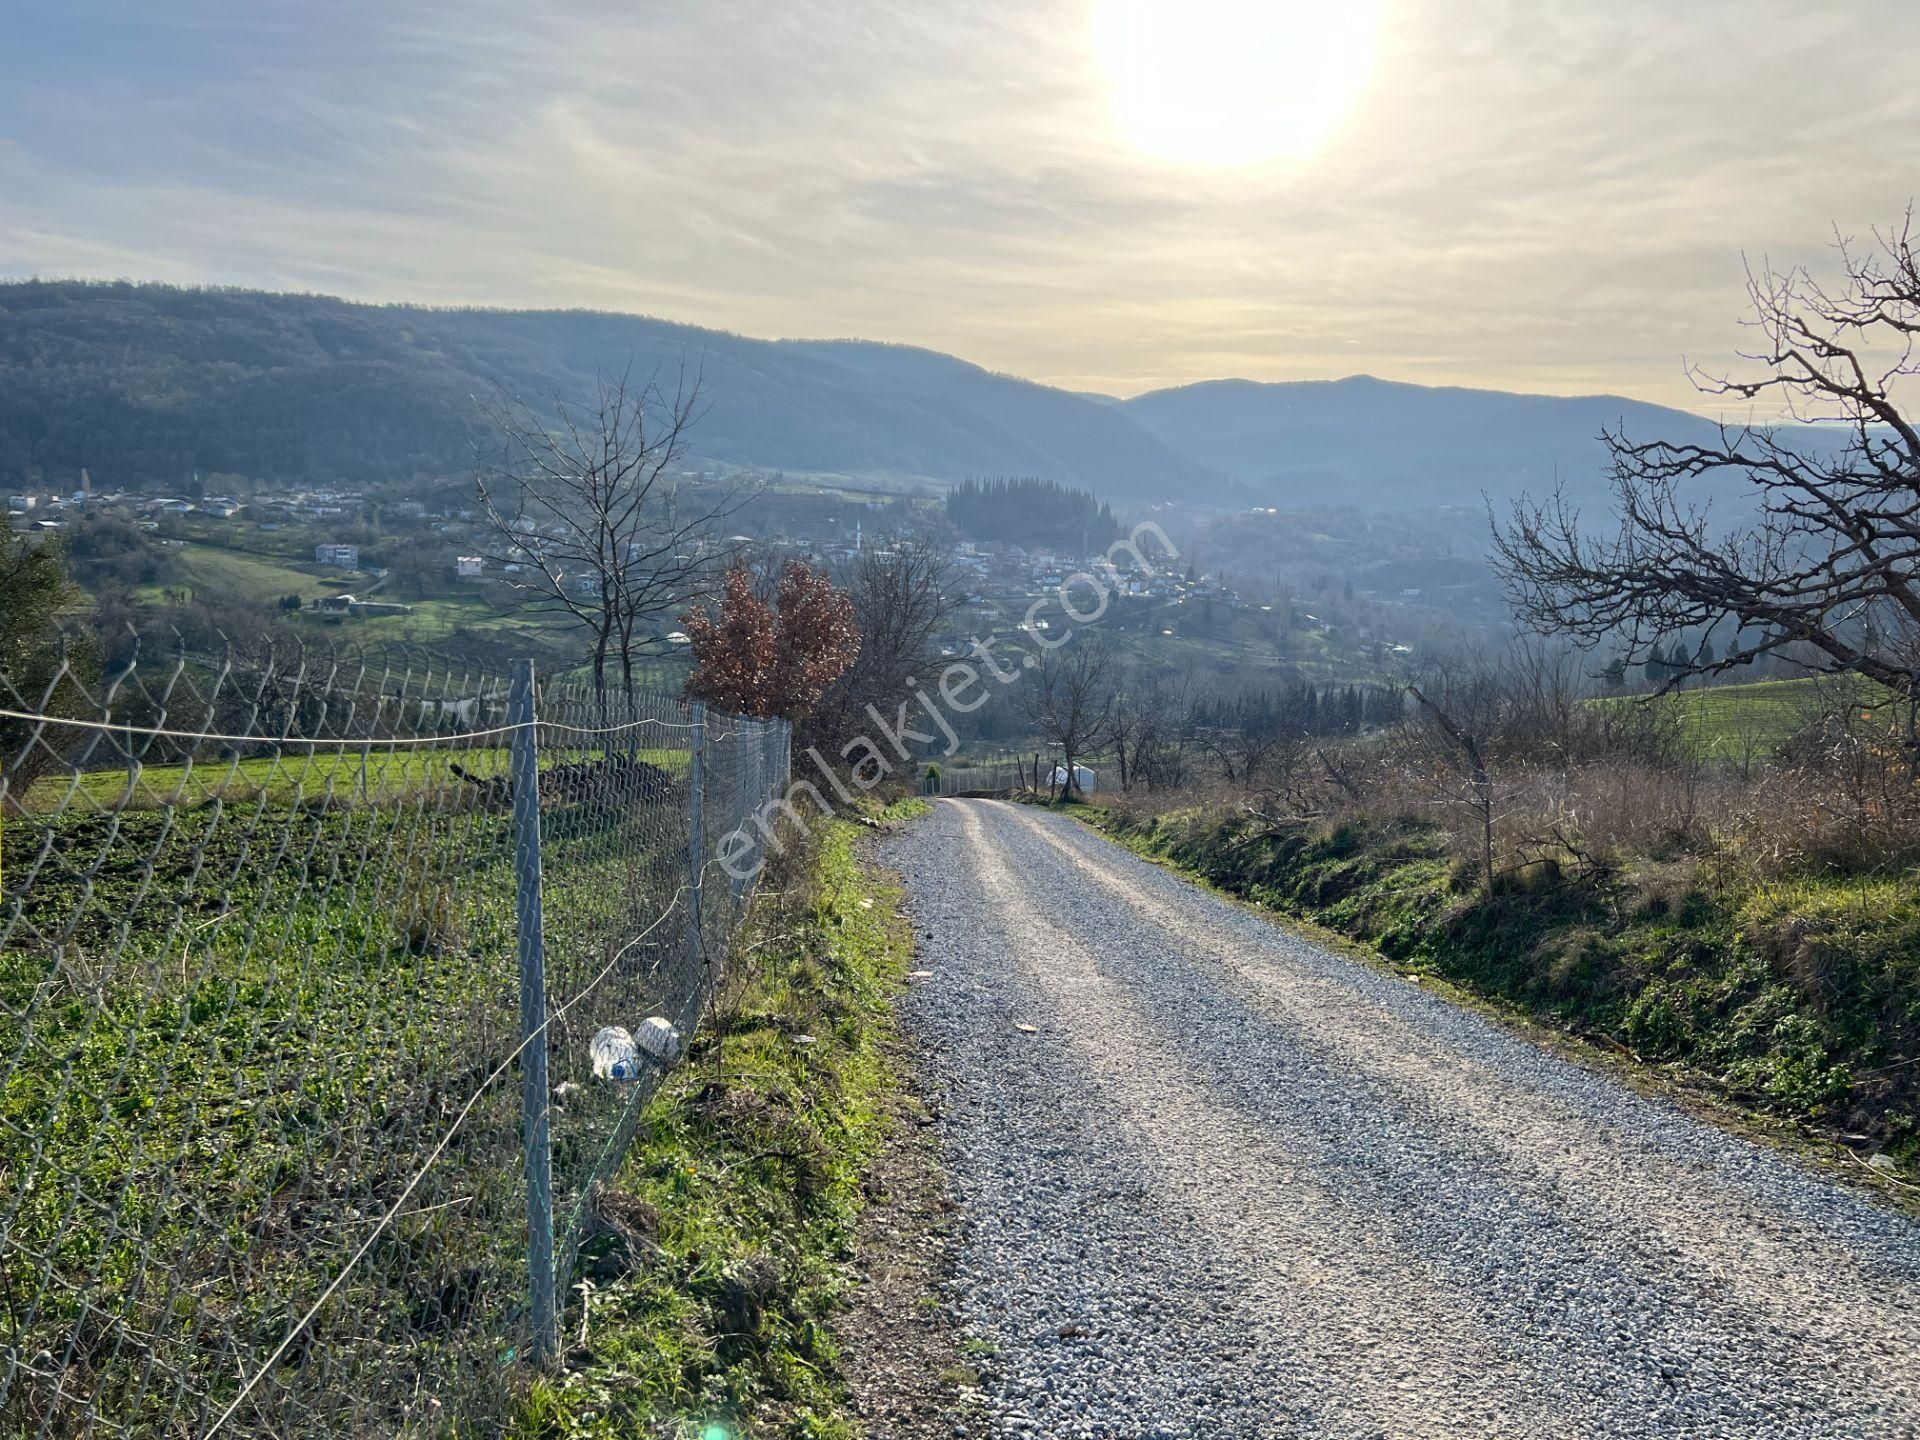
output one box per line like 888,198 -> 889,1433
3,0 -> 1916,410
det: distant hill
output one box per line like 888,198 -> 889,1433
0,281 -> 1837,516
1119,375 -> 1741,510
778,340 -> 1200,499
0,281 -> 1219,502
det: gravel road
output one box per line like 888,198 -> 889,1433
884,798 -> 1920,1440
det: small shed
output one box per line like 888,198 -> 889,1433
1050,764 -> 1097,794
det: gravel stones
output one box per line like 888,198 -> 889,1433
886,799 -> 1920,1440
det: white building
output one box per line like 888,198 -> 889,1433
455,555 -> 485,578
315,543 -> 359,569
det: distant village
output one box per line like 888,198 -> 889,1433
8,466 -> 1429,672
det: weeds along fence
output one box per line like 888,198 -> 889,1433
0,648 -> 790,1437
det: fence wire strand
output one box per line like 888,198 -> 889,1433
936,759 -> 1028,794
0,650 -> 790,1438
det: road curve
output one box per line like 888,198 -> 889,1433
885,798 -> 1920,1440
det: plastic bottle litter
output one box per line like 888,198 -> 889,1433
635,1016 -> 685,1063
590,1026 -> 642,1082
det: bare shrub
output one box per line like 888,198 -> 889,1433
1118,631 -> 1920,894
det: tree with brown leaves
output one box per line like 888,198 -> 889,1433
683,559 -> 858,719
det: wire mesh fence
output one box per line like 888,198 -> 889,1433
0,645 -> 788,1437
934,759 -> 1030,795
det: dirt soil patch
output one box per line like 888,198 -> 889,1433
832,991 -> 964,1437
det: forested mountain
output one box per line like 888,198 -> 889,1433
944,477 -> 1120,550
0,281 -> 1218,501
778,341 -> 1208,505
1119,375 -> 1739,509
0,280 -> 1830,516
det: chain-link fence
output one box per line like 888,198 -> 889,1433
0,647 -> 789,1437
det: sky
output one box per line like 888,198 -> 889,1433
3,0 -> 1917,413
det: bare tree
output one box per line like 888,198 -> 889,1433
1393,646 -> 1624,894
1396,658 -> 1514,898
474,365 -> 739,700
1112,661 -> 1202,791
1501,640 -> 1594,771
806,537 -> 958,754
1024,637 -> 1117,801
1198,723 -> 1298,793
1109,665 -> 1150,791
1494,215 -> 1920,761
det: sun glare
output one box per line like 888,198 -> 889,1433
1093,0 -> 1382,167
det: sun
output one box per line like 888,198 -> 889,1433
1092,0 -> 1382,167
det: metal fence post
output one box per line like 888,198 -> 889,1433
509,660 -> 557,1366
731,717 -> 751,901
686,701 -> 707,983
759,722 -> 771,813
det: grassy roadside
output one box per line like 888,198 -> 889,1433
1077,801 -> 1918,1191
512,801 -> 926,1439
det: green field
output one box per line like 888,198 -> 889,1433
159,541 -> 348,605
2,768 -> 707,1433
23,745 -> 690,812
302,593 -> 525,644
1613,675 -> 1892,760
154,541 -> 523,639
